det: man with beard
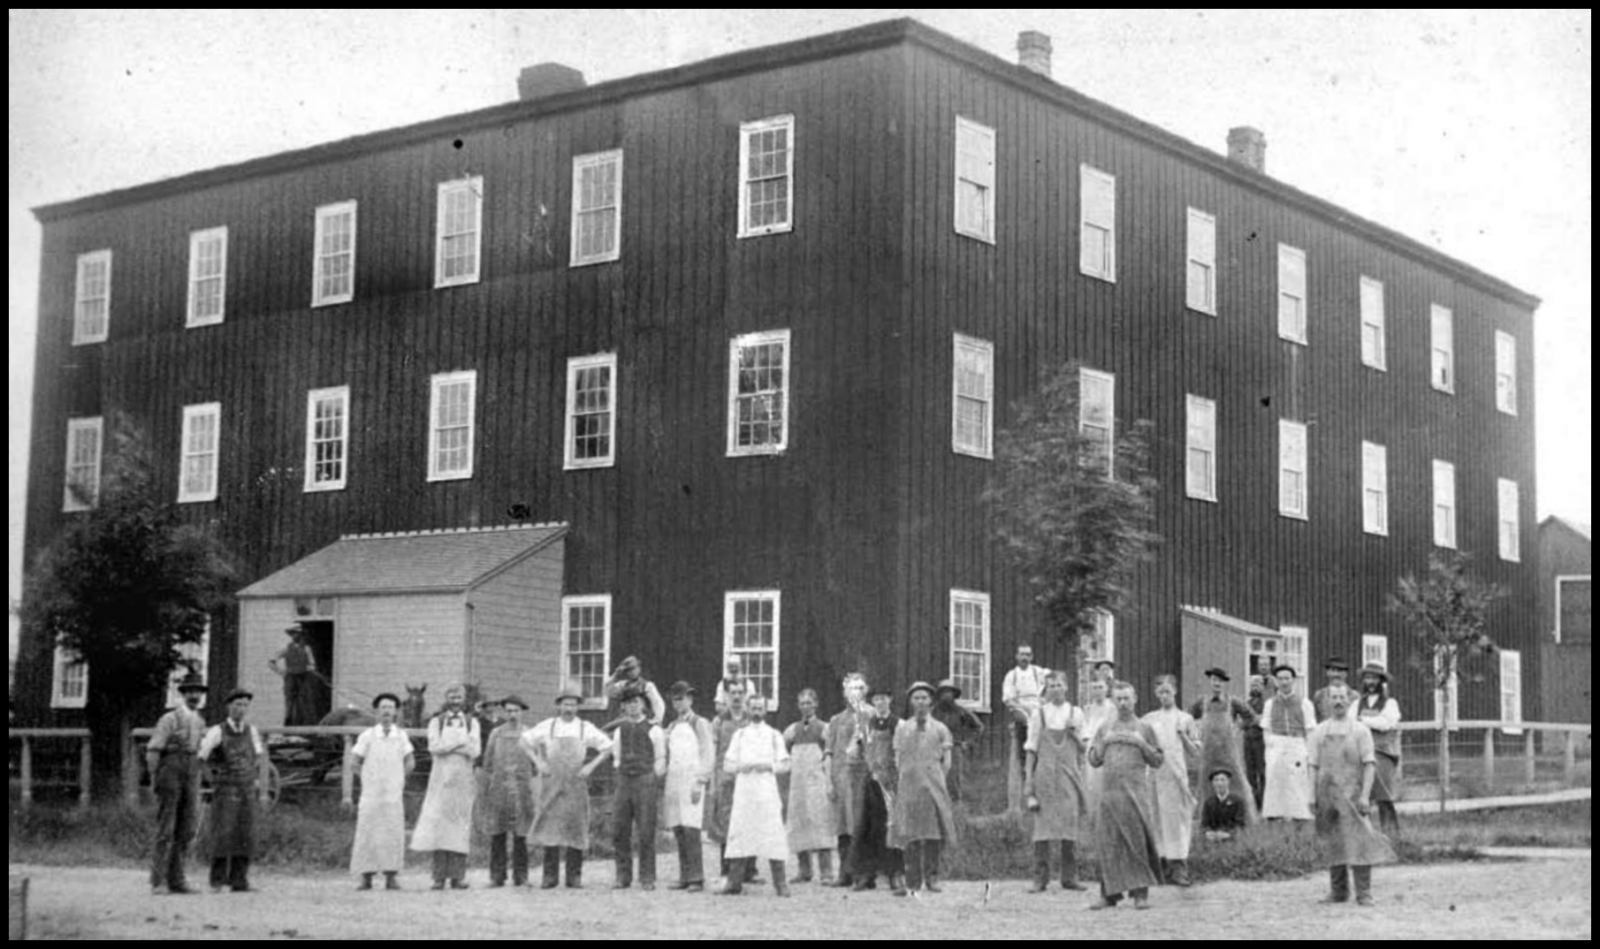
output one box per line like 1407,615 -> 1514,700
1188,667 -> 1258,826
718,695 -> 792,897
1023,671 -> 1088,893
1308,683 -> 1395,906
662,681 -> 715,891
525,684 -> 613,888
1086,681 -> 1164,911
1353,665 -> 1402,836
850,685 -> 907,896
1261,665 -> 1317,821
784,688 -> 836,884
823,673 -> 870,888
411,683 -> 482,889
197,688 -> 266,893
892,682 -> 956,896
479,695 -> 537,888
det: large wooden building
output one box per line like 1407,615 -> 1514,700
20,19 -> 1539,727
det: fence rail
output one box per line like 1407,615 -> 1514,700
1393,720 -> 1590,811
7,729 -> 92,811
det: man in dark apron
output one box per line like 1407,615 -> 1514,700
1024,671 -> 1088,892
198,688 -> 264,892
1308,683 -> 1396,906
1188,667 -> 1258,825
526,684 -> 612,889
145,672 -> 209,895
891,682 -> 957,896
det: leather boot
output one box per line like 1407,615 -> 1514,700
1354,866 -> 1374,907
358,873 -> 375,891
795,850 -> 814,884
1320,866 -> 1351,904
924,842 -> 943,893
1030,841 -> 1051,893
1170,859 -> 1192,888
1061,841 -> 1086,890
717,858 -> 746,895
772,860 -> 792,898
1159,858 -> 1171,884
829,835 -> 854,887
818,849 -> 836,885
890,872 -> 908,897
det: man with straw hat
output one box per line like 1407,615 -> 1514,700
931,678 -> 985,804
892,681 -> 957,896
525,682 -> 612,888
480,694 -> 537,888
1353,663 -> 1402,835
146,670 -> 210,894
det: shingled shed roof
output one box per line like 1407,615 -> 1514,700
237,523 -> 568,598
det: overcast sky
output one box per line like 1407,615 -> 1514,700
8,10 -> 1592,622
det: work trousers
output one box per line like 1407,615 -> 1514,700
489,833 -> 529,885
613,772 -> 659,887
543,847 -> 585,888
672,827 -> 705,885
902,840 -> 943,890
149,756 -> 199,890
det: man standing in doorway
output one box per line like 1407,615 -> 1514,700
197,688 -> 266,893
267,624 -> 318,727
1002,646 -> 1049,782
146,672 -> 209,895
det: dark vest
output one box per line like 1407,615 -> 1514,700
212,724 -> 259,788
616,720 -> 656,778
283,642 -> 312,674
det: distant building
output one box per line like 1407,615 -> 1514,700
19,19 -> 1539,730
1538,516 -> 1590,724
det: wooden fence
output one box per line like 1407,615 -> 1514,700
7,729 -> 91,811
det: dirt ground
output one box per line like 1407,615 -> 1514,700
13,854 -> 1590,940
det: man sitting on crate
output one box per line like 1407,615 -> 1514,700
198,688 -> 267,893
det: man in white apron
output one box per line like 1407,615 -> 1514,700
351,693 -> 415,891
1261,664 -> 1316,821
1142,674 -> 1200,886
525,684 -> 613,889
662,681 -> 714,891
783,688 -> 835,884
411,683 -> 481,889
718,694 -> 792,896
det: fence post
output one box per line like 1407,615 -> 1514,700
122,734 -> 141,808
1563,732 -> 1577,786
19,737 -> 33,812
341,734 -> 356,809
1438,728 -> 1451,813
1524,730 -> 1537,787
1482,729 -> 1496,789
78,735 -> 93,809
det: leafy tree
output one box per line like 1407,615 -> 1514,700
21,414 -> 237,795
983,361 -> 1161,650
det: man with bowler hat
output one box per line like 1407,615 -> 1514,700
662,681 -> 714,891
146,671 -> 209,894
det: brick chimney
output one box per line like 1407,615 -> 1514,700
517,63 -> 586,101
1017,31 -> 1052,78
1227,126 -> 1266,173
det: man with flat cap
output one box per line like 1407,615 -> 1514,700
351,692 -> 415,890
893,682 -> 957,895
931,679 -> 985,804
601,684 -> 667,890
1188,666 -> 1258,825
1200,768 -> 1248,841
525,683 -> 612,888
1261,664 -> 1317,821
198,687 -> 267,893
146,671 -> 210,894
1313,658 -> 1356,723
662,681 -> 715,891
480,694 -> 538,888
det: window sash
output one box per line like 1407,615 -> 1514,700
727,330 -> 791,456
952,334 -> 994,458
571,151 -> 623,265
565,354 -> 617,469
435,178 -> 483,287
949,590 -> 991,709
1499,650 -> 1523,730
63,416 -> 104,512
1079,368 -> 1115,475
1277,244 -> 1307,343
73,250 -> 112,344
305,387 -> 349,492
739,116 -> 794,237
562,595 -> 612,708
428,372 -> 476,481
51,643 -> 88,709
187,228 -> 227,326
954,117 -> 996,243
1360,277 -> 1386,369
1495,331 -> 1517,414
1280,626 -> 1309,684
178,403 -> 221,502
1431,305 -> 1454,391
1278,420 -> 1308,519
313,202 -> 357,306
1433,460 -> 1457,548
1186,208 -> 1216,313
1079,165 -> 1116,280
1361,634 -> 1389,672
1362,441 -> 1388,535
1497,478 -> 1520,562
1185,395 -> 1217,501
725,592 -> 781,706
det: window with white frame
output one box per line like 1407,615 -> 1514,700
1495,330 -> 1517,415
738,115 -> 794,238
1280,626 -> 1309,685
571,150 -> 622,265
73,249 -> 112,345
1499,649 -> 1523,732
186,227 -> 228,327
1497,478 -> 1520,562
1278,419 -> 1308,519
564,353 -> 616,469
312,201 -> 357,306
725,591 -> 780,706
1079,368 -> 1115,476
1076,609 -> 1117,701
1432,459 -> 1457,549
1433,647 -> 1460,726
1362,440 -> 1388,536
561,595 -> 611,709
435,176 -> 483,287
1430,304 -> 1454,392
428,371 -> 476,481
63,416 -> 104,512
51,641 -> 88,709
949,590 -> 991,710
1359,276 -> 1386,370
1185,394 -> 1217,501
1361,634 -> 1389,673
1556,576 -> 1591,644
165,619 -> 211,709
304,386 -> 350,492
952,334 -> 993,458
178,402 -> 221,503
727,330 -> 790,456
1186,208 -> 1216,314
1277,244 -> 1307,344
1079,165 -> 1116,281
954,117 -> 996,244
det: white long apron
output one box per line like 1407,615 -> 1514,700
1263,733 -> 1314,820
410,715 -> 480,853
662,717 -> 708,830
724,723 -> 791,862
350,725 -> 413,875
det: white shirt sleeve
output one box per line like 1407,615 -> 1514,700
197,725 -> 223,759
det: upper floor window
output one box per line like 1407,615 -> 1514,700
1079,165 -> 1116,281
63,416 -> 104,512
1430,304 -> 1454,392
1362,440 -> 1388,536
571,150 -> 623,265
435,177 -> 483,287
564,353 -> 617,469
738,115 -> 794,238
1277,243 -> 1307,344
1359,276 -> 1386,370
1079,368 -> 1115,475
1186,208 -> 1217,314
1185,394 -> 1217,501
727,330 -> 790,456
187,227 -> 228,327
1495,330 -> 1517,415
1432,459 -> 1457,549
954,117 -> 996,244
1497,478 -> 1520,562
428,371 -> 476,481
312,201 -> 357,306
73,249 -> 112,344
1278,419 -> 1308,520
305,386 -> 350,492
178,402 -> 221,503
952,334 -> 993,459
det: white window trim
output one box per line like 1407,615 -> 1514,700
1554,575 -> 1590,644
1497,478 -> 1521,563
738,114 -> 795,239
1185,394 -> 1218,502
1431,304 -> 1455,393
1280,625 -> 1309,687
1185,207 -> 1217,315
427,370 -> 477,482
1361,634 -> 1389,673
723,590 -> 782,707
948,589 -> 992,711
1432,459 -> 1457,549
954,116 -> 996,245
434,176 -> 484,288
1079,164 -> 1117,282
1093,609 -> 1116,665
564,352 -> 618,470
561,594 -> 613,711
178,402 -> 221,503
186,226 -> 228,328
1359,275 -> 1386,371
951,333 -> 994,459
165,619 -> 212,710
63,416 -> 104,513
570,150 -> 623,266
726,329 -> 792,457
1499,649 -> 1523,733
1362,440 -> 1388,537
1495,330 -> 1518,416
1078,367 -> 1116,477
1433,647 -> 1461,728
1277,243 -> 1307,344
73,249 -> 112,345
50,641 -> 88,710
311,200 -> 357,307
1278,419 -> 1309,521
304,385 -> 351,493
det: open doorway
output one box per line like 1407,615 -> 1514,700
298,620 -> 334,723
